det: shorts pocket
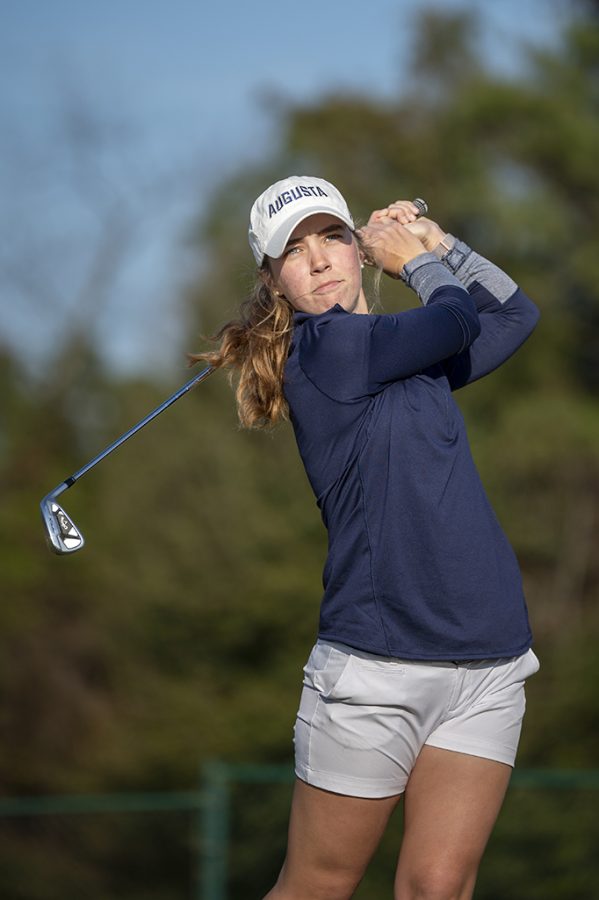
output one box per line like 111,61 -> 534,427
469,649 -> 540,711
520,648 -> 540,679
308,646 -> 420,707
303,643 -> 353,700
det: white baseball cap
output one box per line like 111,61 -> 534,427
248,175 -> 355,265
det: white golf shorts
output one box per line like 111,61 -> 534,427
294,640 -> 540,798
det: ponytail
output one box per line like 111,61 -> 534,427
190,275 -> 294,429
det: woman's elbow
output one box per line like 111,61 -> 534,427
465,311 -> 482,346
521,296 -> 541,336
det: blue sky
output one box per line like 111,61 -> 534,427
0,0 -> 566,376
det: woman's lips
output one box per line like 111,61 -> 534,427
314,280 -> 342,294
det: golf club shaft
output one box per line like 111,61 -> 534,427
56,365 -> 214,494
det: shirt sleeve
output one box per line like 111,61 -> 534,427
442,283 -> 540,390
414,238 -> 540,390
297,282 -> 481,403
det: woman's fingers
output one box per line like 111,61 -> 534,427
387,200 -> 422,221
368,200 -> 423,226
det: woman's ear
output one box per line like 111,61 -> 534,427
358,244 -> 374,269
355,237 -> 366,270
261,266 -> 286,299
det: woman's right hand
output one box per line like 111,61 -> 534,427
357,219 -> 428,279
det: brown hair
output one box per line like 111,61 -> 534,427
190,270 -> 294,429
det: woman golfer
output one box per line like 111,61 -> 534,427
198,176 -> 540,900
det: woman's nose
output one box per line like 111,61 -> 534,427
310,245 -> 331,272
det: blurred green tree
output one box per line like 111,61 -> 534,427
1,2 -> 599,897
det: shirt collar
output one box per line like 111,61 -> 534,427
292,303 -> 350,326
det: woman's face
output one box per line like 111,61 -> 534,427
268,213 -> 368,316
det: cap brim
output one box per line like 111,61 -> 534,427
264,207 -> 355,260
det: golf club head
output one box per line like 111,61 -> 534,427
40,497 -> 85,554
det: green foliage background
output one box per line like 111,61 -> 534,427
2,4 -> 599,897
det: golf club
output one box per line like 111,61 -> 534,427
40,365 -> 214,555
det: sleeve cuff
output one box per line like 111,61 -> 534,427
401,252 -> 466,306
438,239 -> 518,302
442,238 -> 473,272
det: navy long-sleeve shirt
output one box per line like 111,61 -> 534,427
284,247 -> 539,660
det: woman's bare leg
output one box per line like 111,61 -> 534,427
264,778 -> 401,900
394,747 -> 512,900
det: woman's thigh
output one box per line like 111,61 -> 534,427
265,778 -> 400,900
394,746 -> 512,900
